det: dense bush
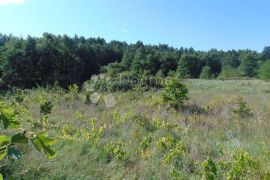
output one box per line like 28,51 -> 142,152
162,78 -> 189,108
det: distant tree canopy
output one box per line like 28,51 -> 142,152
0,33 -> 268,88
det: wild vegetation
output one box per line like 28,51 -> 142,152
1,33 -> 270,179
1,79 -> 270,179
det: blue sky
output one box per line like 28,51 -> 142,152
0,0 -> 269,51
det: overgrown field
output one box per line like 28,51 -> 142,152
1,79 -> 270,179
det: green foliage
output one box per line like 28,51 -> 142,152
217,68 -> 241,80
240,52 -> 259,77
0,102 -> 19,129
139,134 -> 152,151
162,78 -> 189,108
201,158 -> 217,180
163,143 -> 185,176
68,84 -> 79,100
177,54 -> 203,78
39,94 -> 53,115
258,60 -> 270,80
227,150 -> 258,179
103,141 -> 125,161
132,114 -> 156,131
233,97 -> 252,118
0,101 -> 56,168
156,136 -> 177,151
0,33 -> 267,91
200,66 -> 213,79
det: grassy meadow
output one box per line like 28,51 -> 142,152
1,79 -> 270,179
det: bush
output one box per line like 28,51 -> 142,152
217,68 -> 242,80
39,94 -> 53,115
199,66 -> 213,79
162,78 -> 189,109
233,97 -> 252,118
258,60 -> 270,80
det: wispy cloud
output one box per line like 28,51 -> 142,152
121,29 -> 128,33
0,0 -> 26,6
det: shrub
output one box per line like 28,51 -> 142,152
39,94 -> 53,115
103,141 -> 125,161
132,114 -> 156,132
68,84 -> 79,99
201,158 -> 217,180
233,97 -> 252,118
258,60 -> 270,80
162,78 -> 189,109
227,150 -> 258,179
217,68 -> 242,80
200,66 -> 213,79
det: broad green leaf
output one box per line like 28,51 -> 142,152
11,133 -> 28,144
37,132 -> 56,146
31,133 -> 56,159
0,135 -> 10,146
7,147 -> 22,160
37,133 -> 56,159
0,107 -> 19,129
0,149 -> 7,160
0,173 -> 3,180
30,138 -> 42,151
41,144 -> 56,159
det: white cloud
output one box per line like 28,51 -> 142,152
121,29 -> 128,33
0,0 -> 26,5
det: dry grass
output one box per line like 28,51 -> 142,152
2,79 -> 270,179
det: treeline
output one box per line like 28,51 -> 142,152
106,43 -> 270,79
0,33 -> 126,88
0,33 -> 270,88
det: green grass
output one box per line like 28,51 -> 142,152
1,79 -> 270,179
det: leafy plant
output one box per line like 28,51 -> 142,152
163,143 -> 185,177
37,94 -> 53,128
0,102 -> 56,178
75,111 -> 83,121
156,136 -> 177,151
89,118 -> 104,145
233,97 -> 252,118
227,150 -> 258,179
132,114 -> 155,132
162,78 -> 189,109
39,94 -> 53,115
68,84 -> 79,100
139,134 -> 152,160
201,158 -> 217,180
103,141 -> 125,161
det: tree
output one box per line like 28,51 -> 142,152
261,46 -> 270,61
221,50 -> 240,68
177,54 -> 203,78
258,60 -> 270,80
162,78 -> 189,109
200,66 -> 212,79
240,52 -> 259,77
203,49 -> 222,77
